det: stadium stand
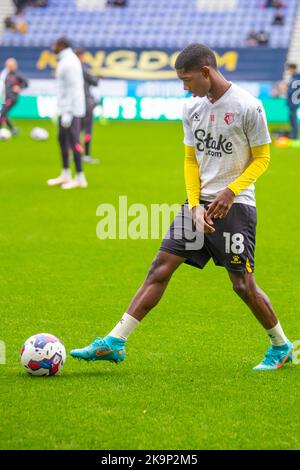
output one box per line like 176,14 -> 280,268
0,0 -> 298,49
0,1 -> 14,39
286,2 -> 300,73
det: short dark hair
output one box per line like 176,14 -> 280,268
75,47 -> 85,57
287,63 -> 297,70
55,36 -> 71,50
175,43 -> 218,72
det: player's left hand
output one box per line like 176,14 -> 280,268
61,112 -> 73,128
13,85 -> 20,93
206,188 -> 235,219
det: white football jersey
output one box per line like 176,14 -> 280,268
183,83 -> 271,206
56,48 -> 86,118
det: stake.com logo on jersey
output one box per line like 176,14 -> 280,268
194,129 -> 233,157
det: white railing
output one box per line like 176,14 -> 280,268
0,0 -> 14,44
76,0 -> 106,10
284,0 -> 300,78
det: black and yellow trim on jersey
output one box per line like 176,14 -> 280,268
184,143 -> 270,209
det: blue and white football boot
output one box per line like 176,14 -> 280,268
253,340 -> 293,371
70,336 -> 126,364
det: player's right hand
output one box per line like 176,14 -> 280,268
61,113 -> 73,128
192,205 -> 215,233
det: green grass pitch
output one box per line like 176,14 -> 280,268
0,119 -> 300,450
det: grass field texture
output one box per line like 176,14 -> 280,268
0,119 -> 300,450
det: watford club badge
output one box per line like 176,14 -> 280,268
224,112 -> 235,125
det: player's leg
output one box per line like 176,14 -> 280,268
228,271 -> 293,370
0,105 -> 6,128
6,117 -> 17,134
126,251 -> 185,321
5,99 -> 18,135
70,201 -> 208,363
70,251 -> 185,362
84,109 -> 92,156
290,109 -> 298,140
204,201 -> 293,370
62,117 -> 87,189
82,107 -> 99,164
0,99 -> 18,134
47,118 -> 72,186
229,271 -> 278,329
84,131 -> 91,157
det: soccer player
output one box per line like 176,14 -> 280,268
47,37 -> 87,189
75,48 -> 100,164
0,58 -> 28,135
286,63 -> 300,141
70,44 -> 293,371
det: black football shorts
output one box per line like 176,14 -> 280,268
160,200 -> 257,273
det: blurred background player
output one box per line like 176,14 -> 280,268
0,58 -> 28,136
286,63 -> 300,141
47,37 -> 87,190
75,48 -> 100,165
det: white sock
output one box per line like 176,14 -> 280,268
108,313 -> 140,340
266,321 -> 288,346
62,169 -> 71,179
76,172 -> 86,183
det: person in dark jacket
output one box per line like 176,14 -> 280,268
75,48 -> 100,164
0,58 -> 28,135
286,63 -> 300,140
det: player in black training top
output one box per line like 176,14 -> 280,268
0,58 -> 28,135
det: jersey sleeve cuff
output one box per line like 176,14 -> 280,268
226,184 -> 238,196
188,200 -> 200,211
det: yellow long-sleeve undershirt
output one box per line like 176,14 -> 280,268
227,144 -> 270,196
184,145 -> 200,210
184,144 -> 270,210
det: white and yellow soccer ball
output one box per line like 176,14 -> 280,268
20,333 -> 66,376
0,128 -> 12,141
30,127 -> 49,141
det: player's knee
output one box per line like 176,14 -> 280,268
147,256 -> 172,284
232,278 -> 248,299
232,276 -> 257,300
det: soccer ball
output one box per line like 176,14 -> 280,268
30,127 -> 49,141
274,136 -> 290,148
0,128 -> 12,141
20,333 -> 66,376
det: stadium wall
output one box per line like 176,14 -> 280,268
5,94 -> 296,124
0,46 -> 288,81
0,46 -> 296,123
